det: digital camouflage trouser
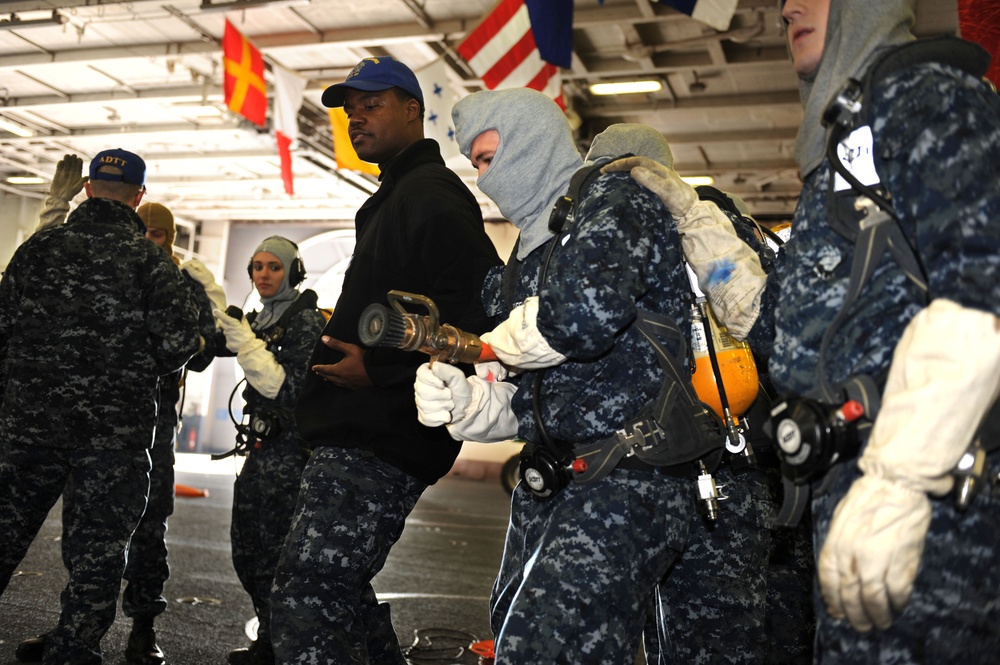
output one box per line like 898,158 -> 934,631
811,457 -> 1000,665
0,444 -> 149,665
271,447 -> 426,665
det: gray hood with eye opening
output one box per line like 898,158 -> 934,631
452,88 -> 583,260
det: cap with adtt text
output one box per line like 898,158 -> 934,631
321,56 -> 423,108
89,148 -> 146,186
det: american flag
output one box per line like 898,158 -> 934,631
456,0 -> 572,109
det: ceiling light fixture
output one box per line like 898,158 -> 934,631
7,176 -> 46,185
0,10 -> 67,30
681,175 -> 715,186
690,72 -> 708,94
200,0 -> 311,12
0,117 -> 34,138
589,80 -> 663,96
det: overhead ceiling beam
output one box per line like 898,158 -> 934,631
671,158 -> 798,175
0,42 -> 219,69
663,127 -> 798,144
1,84 -> 220,108
0,1 -> 165,11
580,90 -> 801,115
163,205 -> 363,222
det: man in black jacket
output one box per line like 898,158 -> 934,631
270,57 -> 502,663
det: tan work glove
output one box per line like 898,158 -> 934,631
480,297 -> 567,370
818,299 -> 1000,632
181,259 -> 228,326
214,308 -> 286,399
37,154 -> 89,231
602,156 -> 766,339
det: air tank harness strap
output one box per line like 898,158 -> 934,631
572,309 -> 721,486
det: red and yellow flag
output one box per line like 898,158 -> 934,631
223,19 -> 267,127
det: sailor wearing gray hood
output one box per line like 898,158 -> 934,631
414,87 -> 773,663
614,0 -> 1000,662
777,1 -> 1000,662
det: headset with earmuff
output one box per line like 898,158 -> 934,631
246,237 -> 306,287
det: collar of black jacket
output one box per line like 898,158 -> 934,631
376,138 -> 444,183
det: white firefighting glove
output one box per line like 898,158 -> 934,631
37,154 -> 88,231
602,156 -> 766,340
214,308 -> 286,399
480,297 -> 567,370
818,299 -> 1000,632
414,362 -> 519,443
181,259 -> 228,325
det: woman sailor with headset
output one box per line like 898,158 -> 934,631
212,236 -> 327,665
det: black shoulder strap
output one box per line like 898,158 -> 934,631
862,36 -> 990,118
694,184 -> 742,220
548,155 -> 628,235
695,184 -> 777,268
255,289 -> 320,347
815,38 -> 986,376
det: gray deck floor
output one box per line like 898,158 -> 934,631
0,454 -> 513,665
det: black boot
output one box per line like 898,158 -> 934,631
125,622 -> 166,665
228,640 -> 273,665
227,647 -> 252,665
15,634 -> 47,663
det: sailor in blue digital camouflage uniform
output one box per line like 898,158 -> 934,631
414,88 -> 772,664
585,123 -> 814,664
15,162 -> 222,665
210,236 -> 327,665
118,202 -> 219,665
0,148 -> 203,665
607,0 -> 1000,662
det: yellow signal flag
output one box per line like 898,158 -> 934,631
328,108 -> 380,177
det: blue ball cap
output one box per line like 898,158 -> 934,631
322,56 -> 424,108
89,148 -> 146,186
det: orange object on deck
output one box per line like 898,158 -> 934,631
469,639 -> 495,663
175,483 -> 209,499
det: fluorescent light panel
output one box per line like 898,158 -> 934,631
589,80 -> 663,96
0,117 -> 34,137
681,176 -> 715,186
7,176 -> 45,185
0,10 -> 67,30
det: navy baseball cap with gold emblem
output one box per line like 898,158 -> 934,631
321,56 -> 424,108
89,148 -> 146,185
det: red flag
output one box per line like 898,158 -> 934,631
273,66 -> 305,196
456,0 -> 565,109
223,19 -> 267,127
276,130 -> 293,195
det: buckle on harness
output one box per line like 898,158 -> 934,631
613,419 -> 666,456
